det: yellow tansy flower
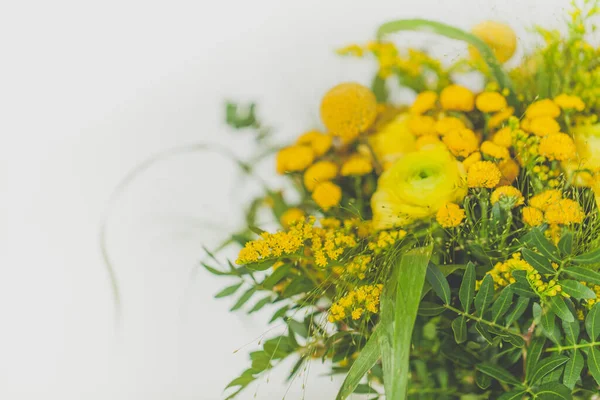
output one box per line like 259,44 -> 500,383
529,190 -> 562,211
480,140 -> 510,160
493,127 -> 513,148
411,91 -> 437,114
312,181 -> 342,211
539,133 -> 577,161
436,203 -> 465,228
554,94 -> 585,111
408,115 -> 436,136
435,116 -> 466,136
462,151 -> 482,171
442,128 -> 479,158
296,130 -> 333,156
304,161 -> 339,191
525,99 -> 561,119
415,134 -> 442,150
476,92 -> 507,113
276,145 -> 315,174
470,21 -> 517,63
467,161 -> 502,188
320,82 -> 378,142
522,206 -> 544,226
488,107 -> 515,129
440,84 -> 475,111
545,199 -> 584,225
280,208 -> 305,228
491,186 -> 524,208
527,116 -> 560,137
341,155 -> 373,176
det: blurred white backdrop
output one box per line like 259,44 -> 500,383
2,0 -> 571,399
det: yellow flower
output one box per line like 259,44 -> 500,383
545,199 -> 584,225
411,91 -> 437,114
442,128 -> 479,158
491,186 -> 524,208
470,21 -> 517,63
408,115 -> 436,136
371,147 -> 467,230
539,133 -> 577,161
493,127 -> 513,148
498,158 -> 520,185
304,161 -> 339,191
554,94 -> 585,111
572,123 -> 600,171
467,161 -> 502,188
435,116 -> 466,136
312,181 -> 342,211
415,134 -> 442,150
328,284 -> 383,322
488,107 -> 514,129
527,116 -> 560,137
320,82 -> 377,142
522,206 -> 544,226
341,155 -> 373,176
436,203 -> 465,228
440,84 -> 475,111
476,92 -> 507,113
280,208 -> 305,228
368,114 -> 417,164
276,145 -> 315,174
480,141 -> 510,160
525,99 -> 561,119
336,44 -> 364,57
462,152 -> 482,171
296,130 -> 333,156
529,190 -> 562,211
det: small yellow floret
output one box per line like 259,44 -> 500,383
440,84 -> 475,111
491,186 -> 524,208
545,199 -> 584,225
442,128 -> 479,158
476,92 -> 507,113
436,203 -> 465,228
480,141 -> 510,160
411,91 -> 437,114
554,94 -> 585,111
527,117 -> 560,137
539,133 -> 577,161
525,99 -> 561,119
276,145 -> 315,174
341,155 -> 373,176
522,206 -> 544,226
312,181 -> 342,211
467,161 -> 502,188
303,161 -> 339,191
296,130 -> 333,156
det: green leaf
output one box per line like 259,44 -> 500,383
202,262 -> 231,276
225,369 -> 255,389
474,275 -> 494,316
371,74 -> 388,103
509,282 -> 537,298
261,264 -> 291,289
528,354 -> 569,384
269,304 -> 289,323
459,262 -> 476,313
563,350 -> 584,390
475,370 -> 491,389
586,302 -> 600,341
560,280 -> 596,300
505,297 -> 530,325
498,391 -> 528,400
558,232 -> 573,256
225,101 -> 257,129
522,248 -> 556,274
524,228 -> 561,263
475,323 -> 494,344
376,19 -> 518,107
336,327 -> 381,400
526,337 -> 546,380
287,319 -> 308,338
587,346 -> 600,386
541,309 -> 562,344
417,301 -> 446,316
476,363 -> 522,386
248,296 -> 273,314
426,262 -> 452,304
215,282 -> 243,298
562,318 -> 580,346
534,382 -> 573,399
563,266 -> 600,285
547,296 -> 574,322
230,287 -> 256,311
451,316 -> 467,344
492,287 -> 513,322
572,247 -> 600,265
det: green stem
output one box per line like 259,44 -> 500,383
443,304 -> 521,337
546,341 -> 600,352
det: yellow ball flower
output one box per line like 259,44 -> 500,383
525,99 -> 561,119
493,127 -> 513,148
480,141 -> 510,160
440,84 -> 475,111
280,208 -> 305,228
276,145 -> 315,174
529,190 -> 562,211
304,161 -> 339,191
491,186 -> 524,208
371,147 -> 467,230
467,161 -> 502,188
442,128 -> 479,158
522,206 -> 544,226
341,155 -> 373,176
554,94 -> 585,111
527,116 -> 561,137
488,107 -> 515,129
545,199 -> 584,225
312,181 -> 342,211
470,21 -> 517,63
462,151 -> 482,171
411,91 -> 437,114
435,116 -> 466,136
296,130 -> 333,157
369,114 -> 417,164
320,82 -> 377,142
476,92 -> 507,113
539,133 -> 577,161
436,203 -> 465,228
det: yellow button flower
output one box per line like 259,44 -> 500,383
525,99 -> 561,119
554,94 -> 585,111
276,145 -> 315,174
320,82 -> 377,142
312,181 -> 342,211
408,115 -> 437,136
436,203 -> 465,228
488,107 -> 515,129
280,208 -> 305,228
442,128 -> 479,158
470,21 -> 517,63
462,151 -> 482,171
522,206 -> 544,226
545,199 -> 584,225
304,161 -> 339,191
440,84 -> 475,111
476,92 -> 507,113
467,161 -> 502,188
498,159 -> 520,185
527,116 -> 560,137
480,141 -> 510,160
539,133 -> 577,161
493,127 -> 513,148
410,91 -> 438,114
435,116 -> 466,136
491,186 -> 524,208
341,155 -> 373,176
296,130 -> 333,156
368,114 -> 417,164
529,190 -> 562,211
371,147 -> 467,230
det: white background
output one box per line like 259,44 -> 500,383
2,0 -> 571,399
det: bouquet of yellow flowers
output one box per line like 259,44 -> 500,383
201,1 -> 600,398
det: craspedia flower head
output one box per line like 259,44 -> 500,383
435,116 -> 466,136
476,92 -> 507,113
539,133 -> 577,161
480,140 -> 510,160
296,130 -> 333,156
440,84 -> 475,111
545,199 -> 584,225
522,206 -> 544,226
491,186 -> 524,208
280,208 -> 305,228
529,190 -> 562,211
554,94 -> 585,111
467,161 -> 502,188
276,145 -> 315,174
442,128 -> 479,158
470,21 -> 517,63
304,161 -> 338,191
525,99 -> 561,119
493,127 -> 513,148
320,82 -> 377,142
408,115 -> 436,136
527,116 -> 561,137
341,155 -> 373,176
411,91 -> 437,114
436,203 -> 465,228
312,181 -> 342,211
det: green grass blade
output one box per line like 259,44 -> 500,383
336,327 -> 381,400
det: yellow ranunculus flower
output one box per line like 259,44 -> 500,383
368,113 -> 417,165
564,123 -> 600,187
371,147 -> 467,230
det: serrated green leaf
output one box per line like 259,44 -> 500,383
492,287 -> 513,322
562,318 -> 580,345
528,354 -> 569,384
572,247 -> 600,265
459,262 -> 476,313
215,282 -> 243,298
525,228 -> 561,263
560,280 -> 596,300
526,337 -> 546,380
587,346 -> 600,386
563,266 -> 600,285
426,262 -> 452,304
522,248 -> 556,274
498,390 -> 528,400
534,382 -> 573,399
558,232 -> 573,256
230,287 -> 256,311
563,350 -> 584,390
476,362 -> 522,385
451,316 -> 467,344
475,275 -> 494,316
547,296 -> 574,322
417,301 -> 446,316
336,327 -> 381,400
505,297 -> 530,325
586,302 -> 600,341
